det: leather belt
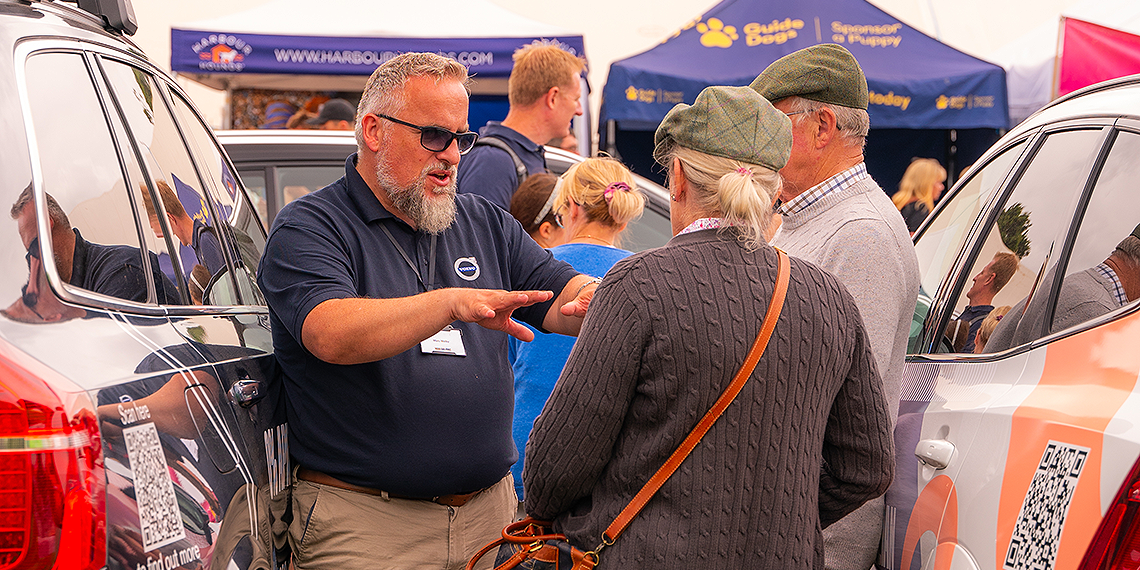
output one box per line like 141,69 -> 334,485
296,466 -> 485,507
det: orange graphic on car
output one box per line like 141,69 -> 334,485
902,474 -> 958,570
995,318 -> 1140,570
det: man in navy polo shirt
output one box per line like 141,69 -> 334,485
456,41 -> 585,210
257,52 -> 600,570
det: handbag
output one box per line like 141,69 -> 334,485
467,249 -> 790,570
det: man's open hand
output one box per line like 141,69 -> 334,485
453,289 -> 554,341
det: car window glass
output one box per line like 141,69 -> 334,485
962,128 -> 1105,353
23,52 -> 165,306
908,140 -> 1025,352
235,167 -> 268,225
167,92 -> 266,306
100,58 -> 224,306
621,194 -> 672,253
276,165 -> 341,225
1048,131 -> 1140,334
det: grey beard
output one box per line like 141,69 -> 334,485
376,160 -> 458,235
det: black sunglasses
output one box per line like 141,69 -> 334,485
373,113 -> 479,155
25,236 -> 41,266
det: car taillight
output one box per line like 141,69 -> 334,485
0,353 -> 104,570
1079,454 -> 1140,570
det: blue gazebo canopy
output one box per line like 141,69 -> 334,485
601,0 -> 1008,134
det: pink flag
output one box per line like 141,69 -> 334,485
1058,18 -> 1140,97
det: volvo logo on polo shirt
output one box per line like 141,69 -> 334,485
454,257 -> 480,281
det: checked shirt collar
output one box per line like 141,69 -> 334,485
1094,263 -> 1128,307
777,163 -> 868,216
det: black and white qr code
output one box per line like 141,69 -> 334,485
124,422 -> 186,551
1003,440 -> 1089,570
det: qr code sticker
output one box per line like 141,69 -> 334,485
1003,440 -> 1090,570
123,422 -> 186,551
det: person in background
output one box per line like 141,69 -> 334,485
509,157 -> 644,502
945,251 -> 1019,352
973,305 -> 1011,354
188,263 -> 211,305
11,186 -> 178,305
141,180 -> 227,277
307,98 -> 356,130
892,158 -> 947,234
751,43 -> 920,570
509,173 -> 566,248
523,85 -> 893,569
286,95 -> 330,129
256,52 -> 601,570
457,41 -> 586,210
259,101 -> 296,129
548,132 -> 580,155
986,223 -> 1140,352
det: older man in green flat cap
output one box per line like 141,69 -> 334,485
751,44 -> 919,570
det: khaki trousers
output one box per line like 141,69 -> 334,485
289,470 -> 516,570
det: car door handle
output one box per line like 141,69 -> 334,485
229,378 -> 262,407
915,439 -> 955,470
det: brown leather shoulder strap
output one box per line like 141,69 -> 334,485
600,248 -> 790,546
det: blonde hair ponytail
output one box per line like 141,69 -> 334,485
557,157 -> 645,228
669,146 -> 781,249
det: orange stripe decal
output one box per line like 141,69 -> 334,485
902,474 -> 958,570
996,316 -> 1140,570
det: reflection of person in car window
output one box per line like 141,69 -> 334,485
188,263 -> 211,305
945,252 -> 1019,352
986,224 -> 1140,352
10,186 -> 179,305
2,235 -> 87,323
142,180 -> 227,276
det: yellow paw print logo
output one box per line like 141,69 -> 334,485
936,95 -> 949,110
697,18 -> 738,48
626,86 -> 638,101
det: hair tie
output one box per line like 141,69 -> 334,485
736,167 -> 752,176
604,181 -> 631,203
995,315 -> 1003,321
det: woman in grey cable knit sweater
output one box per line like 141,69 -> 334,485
522,85 -> 894,569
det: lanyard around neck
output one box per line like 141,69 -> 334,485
379,222 -> 437,292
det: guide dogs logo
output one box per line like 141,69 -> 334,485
454,257 -> 480,281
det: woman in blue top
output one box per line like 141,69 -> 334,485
508,157 -> 645,500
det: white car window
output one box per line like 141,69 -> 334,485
24,52 -> 177,306
1046,131 -> 1140,335
978,128 -> 1106,352
909,140 -> 1026,352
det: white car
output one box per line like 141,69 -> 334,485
883,75 -> 1140,570
216,130 -> 674,251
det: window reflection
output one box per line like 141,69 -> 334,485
909,141 -> 1026,352
23,52 -> 174,307
168,91 -> 266,305
975,129 -> 1106,352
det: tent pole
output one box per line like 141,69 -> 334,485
946,129 -> 958,188
605,120 -> 618,158
223,88 -> 233,130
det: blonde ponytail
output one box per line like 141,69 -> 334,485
669,146 -> 781,249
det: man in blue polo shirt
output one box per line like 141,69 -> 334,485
456,41 -> 585,210
257,52 -> 600,570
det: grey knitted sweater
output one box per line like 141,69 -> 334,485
523,229 -> 894,569
771,171 -> 919,570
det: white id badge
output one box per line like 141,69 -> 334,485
420,327 -> 467,356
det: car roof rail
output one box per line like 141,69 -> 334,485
56,0 -> 137,36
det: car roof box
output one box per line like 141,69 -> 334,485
74,0 -> 137,36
